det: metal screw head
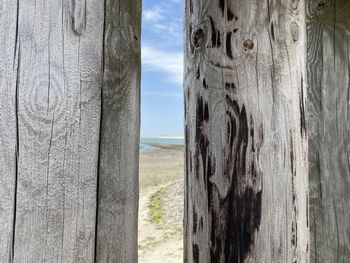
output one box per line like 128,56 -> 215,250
243,39 -> 254,51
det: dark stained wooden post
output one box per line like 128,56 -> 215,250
0,0 -> 141,262
184,0 -> 309,262
307,0 -> 350,261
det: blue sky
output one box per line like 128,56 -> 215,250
141,0 -> 184,137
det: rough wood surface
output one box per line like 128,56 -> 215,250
12,0 -> 104,262
184,0 -> 309,262
0,0 -> 140,262
306,0 -> 350,262
95,0 -> 141,262
0,0 -> 19,261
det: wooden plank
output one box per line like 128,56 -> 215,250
0,0 -> 19,261
95,0 -> 141,262
306,0 -> 350,261
184,0 -> 309,262
12,0 -> 104,262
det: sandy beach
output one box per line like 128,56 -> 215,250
138,144 -> 184,263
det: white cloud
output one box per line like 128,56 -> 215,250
143,5 -> 165,22
142,45 -> 183,85
143,4 -> 183,47
143,91 -> 183,98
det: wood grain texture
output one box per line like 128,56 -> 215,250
1,0 -> 140,262
306,0 -> 350,262
0,0 -> 19,261
12,0 -> 104,262
95,0 -> 141,262
1,0 -> 142,260
184,0 -> 309,262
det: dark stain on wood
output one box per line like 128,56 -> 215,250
196,97 -> 209,123
290,135 -> 295,176
293,221 -> 298,248
227,113 -> 237,146
250,115 -> 256,154
189,150 -> 193,174
227,8 -> 234,21
209,16 -> 217,47
185,125 -> 190,173
227,188 -> 262,261
193,243 -> 199,263
226,32 -> 233,59
193,95 -> 217,261
299,77 -> 306,136
195,96 -> 211,185
217,30 -> 222,47
270,23 -> 275,41
196,68 -> 200,79
219,0 -> 225,15
225,102 -> 262,262
193,204 -> 198,234
203,79 -> 208,89
292,222 -> 296,246
290,134 -> 298,251
204,94 -> 262,262
306,194 -> 309,227
225,82 -> 236,93
233,28 -> 239,33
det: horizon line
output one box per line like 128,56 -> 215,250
141,136 -> 184,139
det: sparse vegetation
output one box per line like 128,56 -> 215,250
138,146 -> 184,263
147,187 -> 166,226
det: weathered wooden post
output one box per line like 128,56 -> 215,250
95,0 -> 141,262
0,0 -> 141,262
0,0 -> 18,261
307,0 -> 350,261
184,0 -> 309,262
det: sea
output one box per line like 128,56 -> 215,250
140,137 -> 184,152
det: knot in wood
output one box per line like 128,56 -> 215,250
308,0 -> 330,17
192,26 -> 206,49
317,0 -> 326,10
243,39 -> 254,52
290,22 -> 299,42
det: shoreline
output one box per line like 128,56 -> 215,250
141,142 -> 184,152
139,144 -> 184,262
142,136 -> 184,140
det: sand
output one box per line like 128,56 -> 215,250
138,146 -> 184,263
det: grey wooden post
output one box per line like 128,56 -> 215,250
0,0 -> 141,262
95,0 -> 141,262
307,0 -> 350,261
184,0 -> 309,262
